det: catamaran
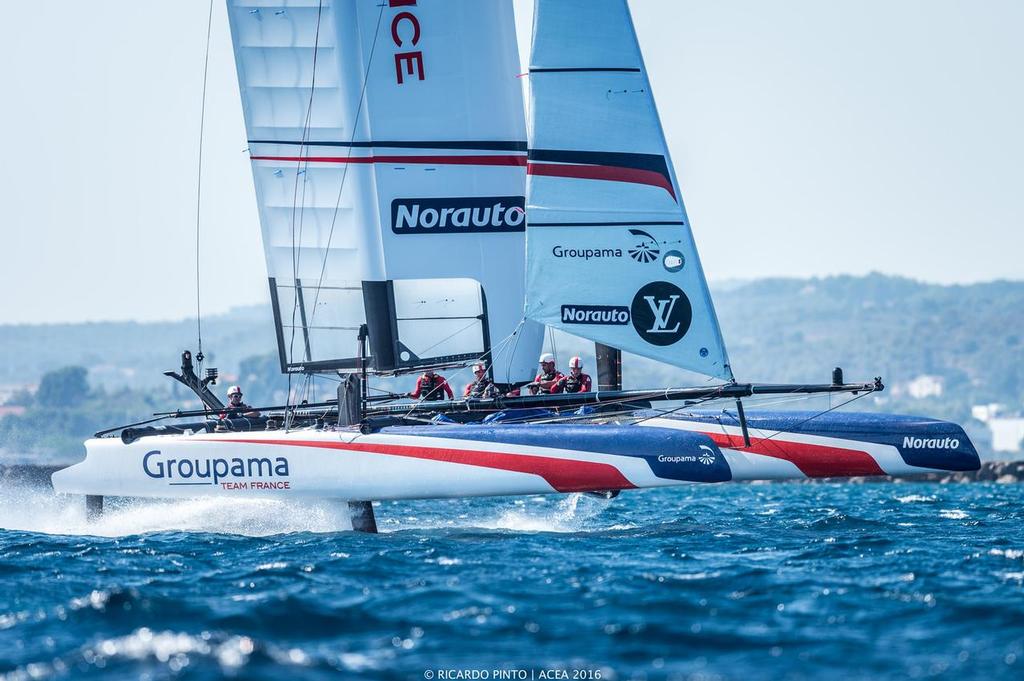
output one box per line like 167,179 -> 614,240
52,0 -> 980,532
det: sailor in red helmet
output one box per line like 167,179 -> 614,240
407,369 -> 454,401
464,362 -> 500,398
528,352 -> 565,395
553,356 -> 592,394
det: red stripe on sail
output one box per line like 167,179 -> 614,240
527,162 -> 676,200
202,438 -> 637,493
250,155 -> 527,167
701,431 -> 885,478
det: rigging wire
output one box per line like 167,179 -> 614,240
502,318 -> 527,387
194,0 -> 215,363
395,327 -> 525,421
751,389 -> 875,445
547,325 -> 558,366
284,0 -> 325,427
305,3 -> 387,326
279,1 -> 385,422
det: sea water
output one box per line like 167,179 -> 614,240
1,482 -> 1022,680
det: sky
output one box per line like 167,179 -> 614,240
1,1 -> 1021,325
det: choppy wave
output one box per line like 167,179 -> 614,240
1,482 -> 1023,680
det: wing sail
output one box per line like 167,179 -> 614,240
524,0 -> 732,380
227,0 -> 543,379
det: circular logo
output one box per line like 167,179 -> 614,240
630,281 -> 692,346
663,250 -> 685,273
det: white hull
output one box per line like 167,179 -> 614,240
52,414 -> 980,503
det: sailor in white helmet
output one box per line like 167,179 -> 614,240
528,352 -> 565,395
219,385 -> 261,419
553,356 -> 592,394
464,362 -> 499,399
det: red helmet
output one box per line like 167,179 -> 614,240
569,356 -> 583,369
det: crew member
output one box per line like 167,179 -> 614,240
408,369 -> 454,401
220,385 -> 261,418
553,356 -> 592,394
528,353 -> 564,395
464,363 -> 499,398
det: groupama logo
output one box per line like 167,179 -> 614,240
142,450 -> 290,485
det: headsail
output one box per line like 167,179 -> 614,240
524,0 -> 732,381
226,0 -> 543,381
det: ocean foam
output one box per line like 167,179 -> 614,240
0,484 -> 353,537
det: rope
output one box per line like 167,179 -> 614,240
193,0 -> 215,361
306,3 -> 388,326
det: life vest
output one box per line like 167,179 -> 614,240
219,402 -> 252,419
561,373 -> 591,393
467,377 -> 496,398
532,370 -> 564,394
418,374 -> 445,400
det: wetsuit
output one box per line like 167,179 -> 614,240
410,373 -> 454,400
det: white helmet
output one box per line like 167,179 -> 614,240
539,352 -> 555,364
569,356 -> 583,369
472,362 -> 486,373
227,385 -> 242,397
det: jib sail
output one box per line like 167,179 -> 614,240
226,0 -> 543,380
523,0 -> 732,381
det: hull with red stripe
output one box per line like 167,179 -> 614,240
642,410 -> 980,480
51,411 -> 979,502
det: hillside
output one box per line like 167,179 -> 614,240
2,274 -> 1021,399
0,306 -> 278,390
1,274 -> 1022,460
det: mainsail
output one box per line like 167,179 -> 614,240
524,0 -> 733,381
226,0 -> 543,381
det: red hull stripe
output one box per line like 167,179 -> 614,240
527,162 -> 677,200
200,438 -> 637,493
250,154 -> 527,167
701,431 -> 885,478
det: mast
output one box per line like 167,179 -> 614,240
595,343 -> 622,391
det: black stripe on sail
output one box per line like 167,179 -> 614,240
530,67 -> 641,73
528,148 -> 673,189
249,140 -> 528,152
530,221 -> 686,227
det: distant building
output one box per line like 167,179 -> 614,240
972,402 -> 1024,453
990,417 -> 1024,453
0,383 -> 36,406
904,374 -> 944,399
972,403 -> 1003,423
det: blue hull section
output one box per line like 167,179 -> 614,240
658,410 -> 981,473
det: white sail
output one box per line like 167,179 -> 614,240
524,0 -> 733,381
226,0 -> 543,382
